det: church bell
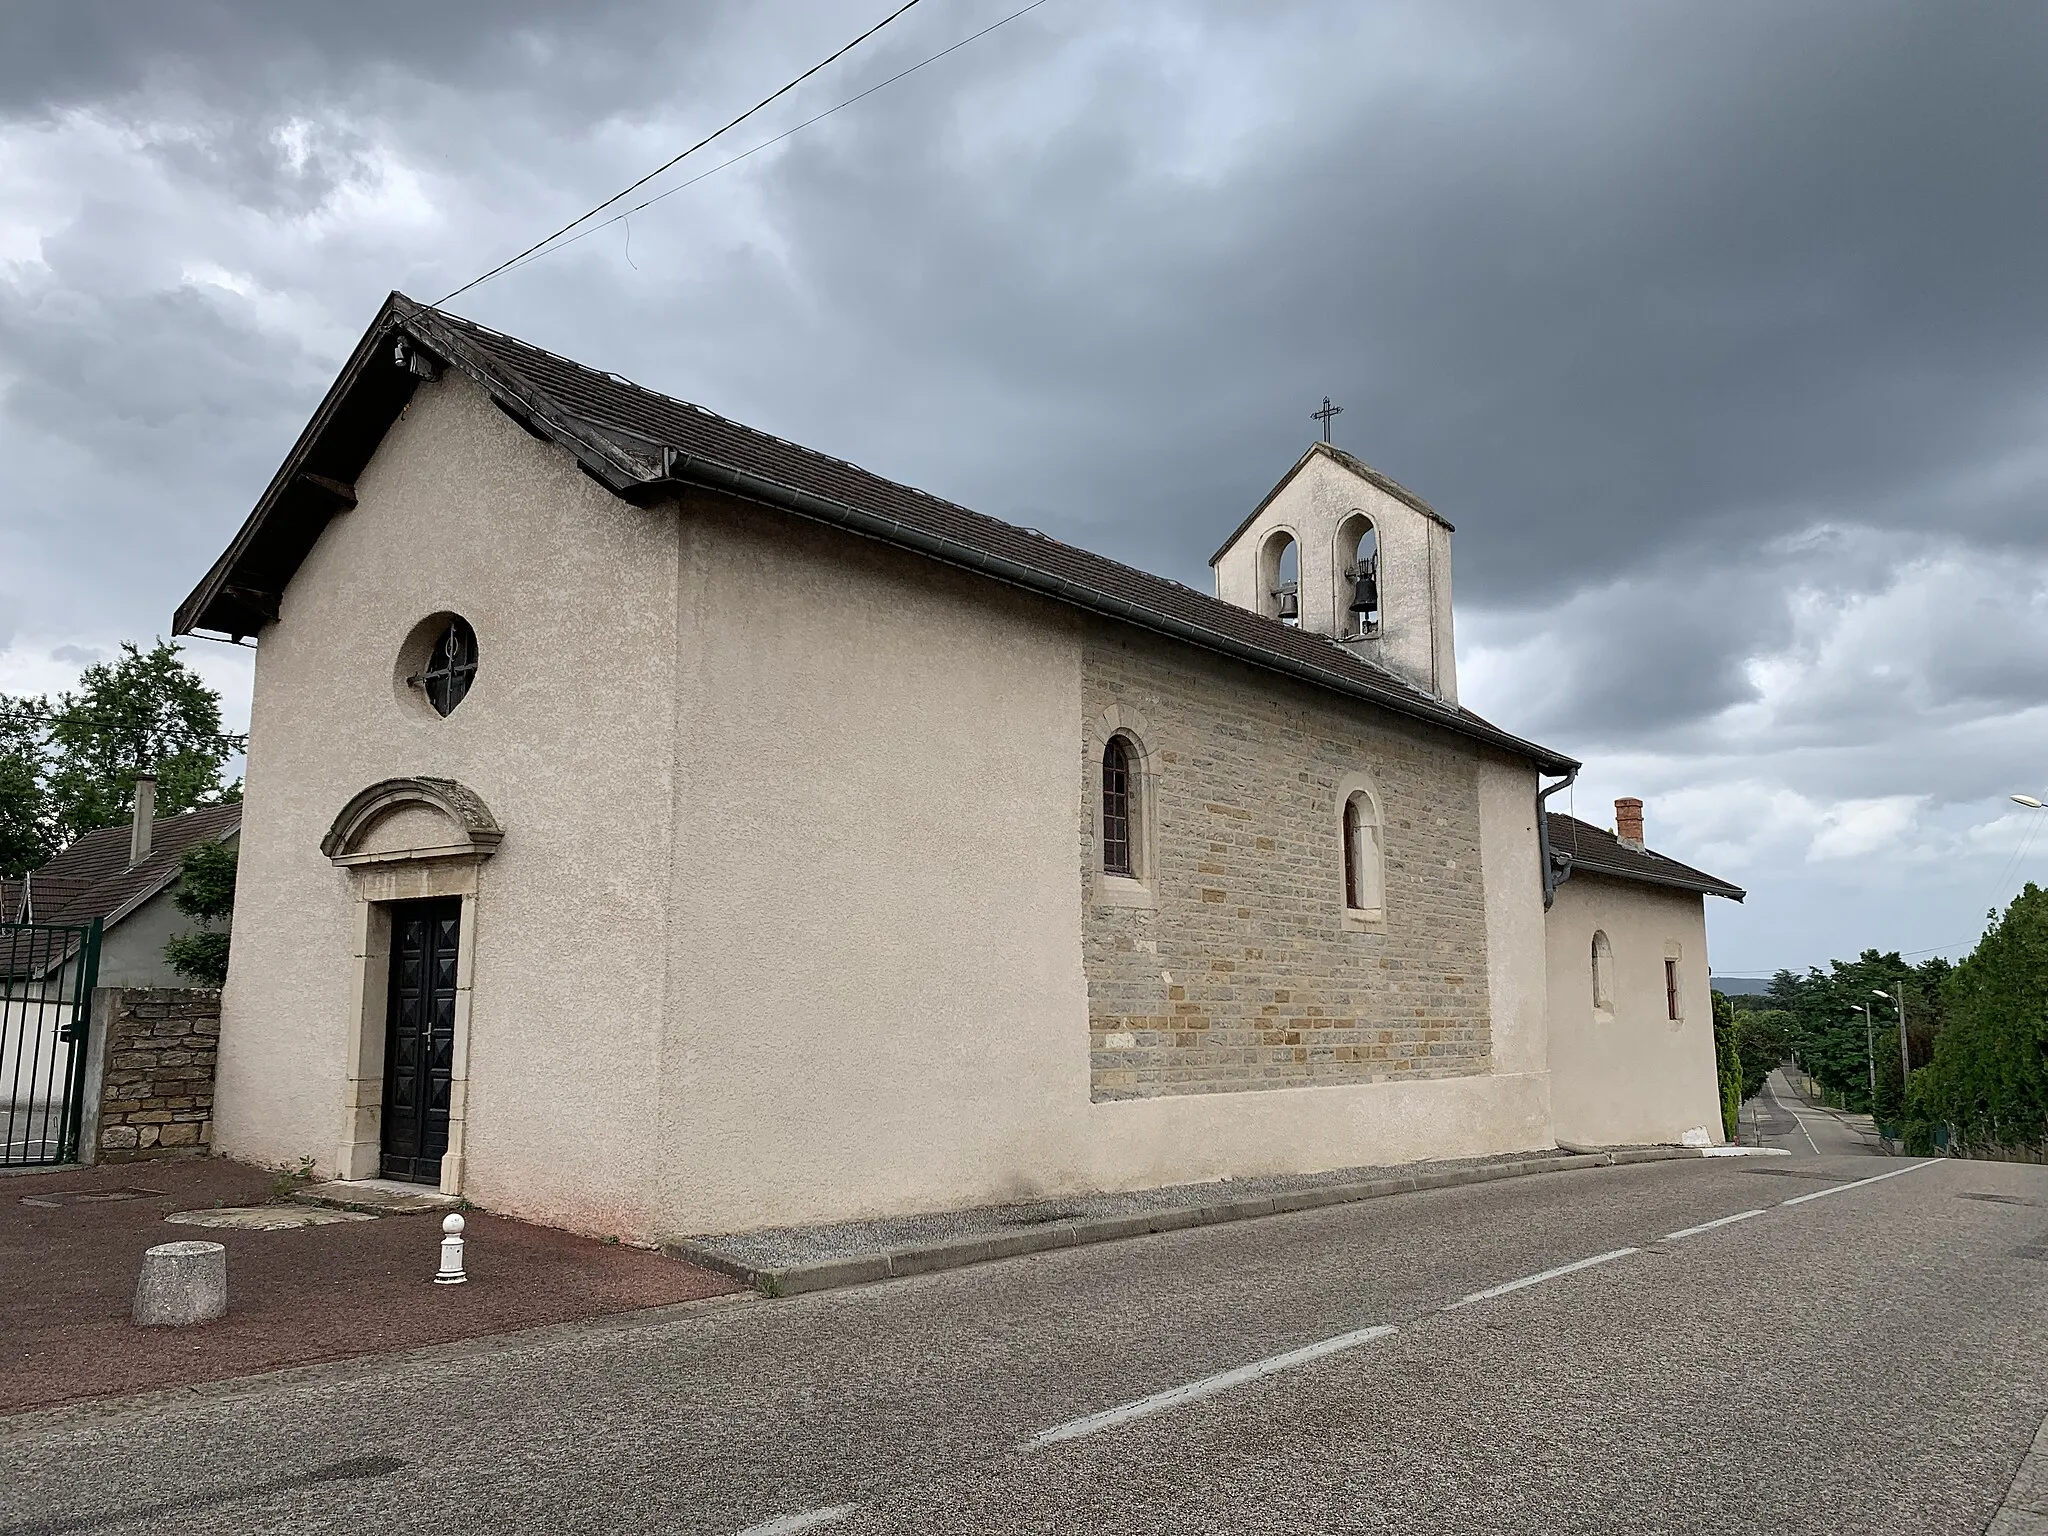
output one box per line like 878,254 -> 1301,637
1274,584 -> 1300,622
1348,563 -> 1379,616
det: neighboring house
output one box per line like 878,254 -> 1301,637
1,787 -> 240,1163
1543,802 -> 1746,1149
172,293 -> 1742,1241
3,790 -> 242,988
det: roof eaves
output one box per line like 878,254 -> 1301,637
175,297 -> 411,639
1578,862 -> 1746,902
178,295 -> 1574,774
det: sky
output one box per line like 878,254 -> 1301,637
2,0 -> 2045,978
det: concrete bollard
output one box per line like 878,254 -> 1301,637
436,1213 -> 467,1285
134,1240 -> 228,1327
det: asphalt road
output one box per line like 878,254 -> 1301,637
4,1153 -> 2045,1535
1742,1067 -> 1887,1158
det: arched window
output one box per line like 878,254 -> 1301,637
1591,931 -> 1615,1016
1342,791 -> 1384,914
1259,528 -> 1301,625
1102,736 -> 1134,877
1336,513 -> 1379,638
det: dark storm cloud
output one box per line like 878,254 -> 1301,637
3,0 -> 2046,967
0,2 -> 698,115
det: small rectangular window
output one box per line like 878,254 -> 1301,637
1664,958 -> 1680,1020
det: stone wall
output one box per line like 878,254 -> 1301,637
94,988 -> 219,1161
1082,631 -> 1494,1100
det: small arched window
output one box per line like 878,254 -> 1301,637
1102,736 -> 1134,877
1591,931 -> 1615,1016
1342,791 -> 1384,914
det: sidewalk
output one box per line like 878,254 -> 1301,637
1,1158 -> 740,1414
670,1143 -> 1712,1296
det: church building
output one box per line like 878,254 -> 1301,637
176,294 -> 1741,1241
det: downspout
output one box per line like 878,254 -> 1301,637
1537,768 -> 1578,910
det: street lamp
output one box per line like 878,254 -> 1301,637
1874,986 -> 1909,1099
2014,795 -> 2046,808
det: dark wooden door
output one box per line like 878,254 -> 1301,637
381,898 -> 461,1184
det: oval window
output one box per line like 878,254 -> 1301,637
417,616 -> 478,717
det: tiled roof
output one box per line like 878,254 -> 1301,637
2,802 -> 242,929
1547,812 -> 1744,902
174,294 -> 1577,775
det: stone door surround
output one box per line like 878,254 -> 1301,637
321,777 -> 501,1198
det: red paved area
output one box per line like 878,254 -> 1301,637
0,1157 -> 741,1414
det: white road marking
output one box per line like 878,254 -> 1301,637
1662,1208 -> 1766,1241
1021,1323 -> 1400,1449
746,1152 -> 1943,1519
735,1503 -> 861,1535
1766,1078 -> 1823,1155
1779,1158 -> 1939,1206
1446,1247 -> 1639,1308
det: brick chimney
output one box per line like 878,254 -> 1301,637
1614,797 -> 1644,852
129,772 -> 156,867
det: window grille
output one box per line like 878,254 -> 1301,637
1102,737 -> 1133,877
420,617 -> 478,717
1665,958 -> 1680,1020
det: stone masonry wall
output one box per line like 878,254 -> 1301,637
1083,630 -> 1493,1100
96,988 -> 219,1160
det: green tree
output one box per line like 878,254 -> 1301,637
1732,1009 -> 1791,1103
163,838 -> 237,987
42,641 -> 243,847
1767,950 -> 1926,1116
1907,884 -> 2048,1154
1711,991 -> 1743,1140
0,703 -> 52,879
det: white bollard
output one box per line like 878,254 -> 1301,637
436,1212 -> 467,1285
134,1240 -> 228,1326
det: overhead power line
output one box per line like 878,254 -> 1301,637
483,0 -> 1053,285
437,0 -> 929,306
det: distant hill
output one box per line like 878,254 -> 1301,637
1711,976 -> 1774,996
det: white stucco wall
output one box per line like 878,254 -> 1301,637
213,371 -> 682,1237
1545,872 -> 1723,1147
1477,757 -> 1551,1084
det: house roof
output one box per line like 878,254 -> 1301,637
174,294 -> 1576,775
1208,440 -> 1453,568
2,802 -> 243,930
1547,812 -> 1745,902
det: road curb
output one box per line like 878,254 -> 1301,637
665,1146 -> 1705,1297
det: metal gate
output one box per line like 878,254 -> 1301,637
1,920 -> 102,1167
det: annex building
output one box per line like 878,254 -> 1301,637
176,294 -> 1742,1241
